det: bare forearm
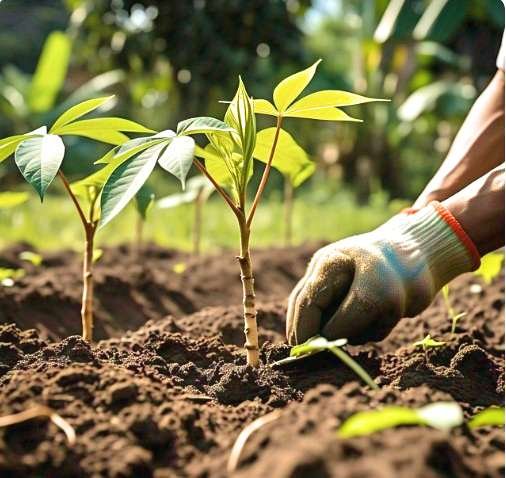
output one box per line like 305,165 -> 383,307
414,70 -> 505,208
444,164 -> 505,256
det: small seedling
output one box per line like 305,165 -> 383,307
1,95 -> 153,341
157,176 -> 215,254
468,406 -> 505,429
0,268 -> 25,287
473,252 -> 504,285
19,251 -> 43,267
441,285 -> 467,334
98,61 -> 385,366
338,401 -> 463,438
274,335 -> 379,390
413,334 -> 446,362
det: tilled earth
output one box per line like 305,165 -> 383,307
0,243 -> 503,477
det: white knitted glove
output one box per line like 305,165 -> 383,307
286,201 -> 480,345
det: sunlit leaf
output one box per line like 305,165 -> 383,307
254,128 -> 315,187
99,143 -> 166,228
413,334 -> 446,350
288,90 -> 388,111
273,60 -> 321,112
338,402 -> 463,438
283,107 -> 362,122
253,99 -> 278,116
468,407 -> 505,429
0,135 -> 30,163
14,129 -> 65,200
158,136 -> 195,188
60,129 -> 130,146
195,144 -> 235,191
157,176 -> 214,209
177,117 -> 233,136
0,191 -> 29,209
28,31 -> 71,113
50,96 -> 115,133
55,117 -> 155,135
473,252 -> 504,285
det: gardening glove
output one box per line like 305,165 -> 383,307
286,201 -> 481,345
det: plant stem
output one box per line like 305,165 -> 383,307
331,347 -> 378,390
283,178 -> 294,246
246,115 -> 283,227
237,213 -> 260,367
58,171 -> 96,341
193,189 -> 204,255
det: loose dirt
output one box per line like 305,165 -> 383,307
0,244 -> 503,477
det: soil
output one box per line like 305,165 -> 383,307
0,243 -> 503,478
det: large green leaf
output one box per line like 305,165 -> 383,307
0,135 -> 29,163
177,117 -> 233,136
273,60 -> 321,112
28,32 -> 72,113
50,96 -> 115,133
253,99 -> 278,117
0,191 -> 30,209
14,127 -> 65,200
195,144 -> 235,190
254,128 -> 315,187
158,136 -> 195,188
284,107 -> 361,122
99,143 -> 165,227
61,129 -> 130,146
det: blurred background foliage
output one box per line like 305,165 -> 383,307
0,0 -> 503,250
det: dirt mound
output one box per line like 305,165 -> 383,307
0,243 -> 316,340
0,259 -> 503,477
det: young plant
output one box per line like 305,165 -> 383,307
0,95 -> 153,341
273,335 -> 378,390
413,334 -> 446,362
441,285 -> 467,334
338,401 -> 463,438
98,61 -> 385,366
468,406 -> 505,429
157,176 -> 215,254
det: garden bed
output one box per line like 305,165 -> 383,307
0,244 -> 504,477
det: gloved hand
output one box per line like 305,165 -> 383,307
286,201 -> 480,345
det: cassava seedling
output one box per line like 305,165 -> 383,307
413,334 -> 446,362
0,95 -> 154,341
337,401 -> 463,438
441,285 -> 467,335
98,60 -> 385,366
157,176 -> 215,254
273,335 -> 379,390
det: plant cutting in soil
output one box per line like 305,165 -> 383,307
0,95 -> 154,341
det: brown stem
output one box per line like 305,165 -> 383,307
193,159 -> 240,218
283,179 -> 294,246
237,213 -> 259,367
193,189 -> 204,255
247,115 -> 283,227
58,171 -> 95,341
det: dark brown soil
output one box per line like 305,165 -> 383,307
0,243 -> 503,478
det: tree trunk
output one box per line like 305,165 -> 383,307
81,229 -> 94,341
237,217 -> 260,367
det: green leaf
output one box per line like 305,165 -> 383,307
195,144 -> 235,190
28,31 -> 71,113
254,128 -> 315,187
177,117 -> 234,136
50,96 -> 115,133
135,184 -> 155,220
0,135 -> 30,163
158,136 -> 195,188
413,334 -> 446,350
14,128 -> 65,200
157,176 -> 214,209
473,252 -> 504,285
62,129 -> 130,146
338,402 -> 463,438
0,267 -> 25,287
0,191 -> 30,208
468,407 -> 505,429
19,251 -> 43,266
273,60 -> 321,112
288,90 -> 388,111
253,99 -> 278,117
99,143 -> 166,228
284,107 -> 362,122
55,118 -> 155,135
